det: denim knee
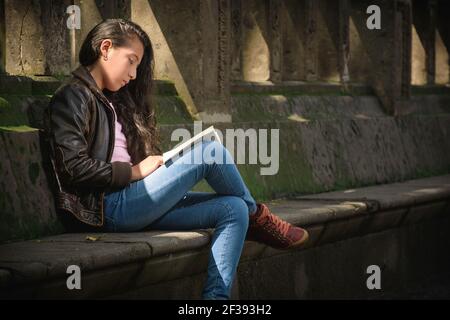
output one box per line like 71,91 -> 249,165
201,140 -> 233,165
217,196 -> 249,231
202,139 -> 221,149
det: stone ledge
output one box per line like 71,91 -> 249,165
231,81 -> 374,96
230,82 -> 450,97
0,75 -> 178,96
0,174 -> 449,298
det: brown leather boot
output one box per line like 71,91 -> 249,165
246,203 -> 309,249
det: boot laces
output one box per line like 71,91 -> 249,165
263,212 -> 291,237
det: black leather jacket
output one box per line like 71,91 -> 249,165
44,65 -> 132,228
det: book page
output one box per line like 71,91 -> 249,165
162,126 -> 220,163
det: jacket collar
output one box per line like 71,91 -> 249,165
71,65 -> 112,106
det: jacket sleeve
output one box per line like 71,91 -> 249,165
47,84 -> 132,189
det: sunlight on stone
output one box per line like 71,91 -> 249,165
242,11 -> 270,81
411,25 -> 426,85
132,1 -> 199,117
436,30 -> 450,85
288,113 -> 310,122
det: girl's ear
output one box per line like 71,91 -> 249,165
100,39 -> 113,60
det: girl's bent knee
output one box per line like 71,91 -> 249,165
202,139 -> 221,148
223,197 -> 249,228
201,140 -> 232,165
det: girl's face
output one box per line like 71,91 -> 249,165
98,36 -> 144,92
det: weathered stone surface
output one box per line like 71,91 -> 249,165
240,0 -> 270,81
0,0 -> 5,75
351,0 -> 413,115
42,230 -> 212,257
132,0 -> 232,121
295,174 -> 450,211
1,86 -> 449,242
229,94 -> 450,196
0,129 -> 64,243
5,0 -> 45,75
0,0 -> 448,299
0,174 -> 449,297
0,240 -> 151,286
4,0 -> 71,75
237,214 -> 450,299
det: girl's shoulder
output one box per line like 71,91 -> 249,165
53,77 -> 94,100
48,79 -> 95,117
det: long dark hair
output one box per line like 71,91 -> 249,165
79,18 -> 161,164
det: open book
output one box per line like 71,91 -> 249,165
162,125 -> 222,163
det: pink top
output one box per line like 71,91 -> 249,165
109,102 -> 132,165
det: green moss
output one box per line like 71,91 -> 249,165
266,122 -> 322,196
0,94 -> 52,127
5,191 -> 13,206
51,72 -> 69,83
232,95 -> 343,123
0,95 -> 29,126
411,86 -> 450,96
0,96 -> 9,108
20,217 -> 65,241
232,97 -> 286,122
0,214 -> 65,244
31,81 -> 62,95
0,187 -> 65,243
0,125 -> 38,132
28,162 -> 40,185
232,90 -> 350,98
412,167 -> 450,179
155,95 -> 192,124
191,179 -> 214,193
153,80 -> 178,96
0,191 -> 5,213
188,122 -> 322,201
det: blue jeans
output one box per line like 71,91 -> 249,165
103,140 -> 258,299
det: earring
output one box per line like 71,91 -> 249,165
104,56 -> 108,61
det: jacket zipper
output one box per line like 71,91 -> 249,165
92,89 -> 116,163
91,89 -> 116,228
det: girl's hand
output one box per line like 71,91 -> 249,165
131,155 -> 164,182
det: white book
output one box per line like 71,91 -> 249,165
162,125 -> 222,163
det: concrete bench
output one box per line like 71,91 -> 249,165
1,174 -> 449,299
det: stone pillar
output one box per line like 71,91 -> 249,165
4,0 -> 46,75
426,0 -> 437,84
94,0 -> 131,20
319,0 -> 348,83
268,0 -> 282,82
436,0 -> 450,84
201,0 -> 232,122
396,0 -> 412,100
304,0 -> 319,81
338,0 -> 350,84
282,0 -> 304,80
198,0 -> 232,122
132,0 -> 231,123
72,0 -> 104,71
40,0 -> 73,76
0,0 -> 5,74
350,0 -> 412,116
217,0 -> 231,103
199,0 -> 232,122
241,0 -> 270,81
412,0 -> 436,85
230,0 -> 242,81
3,0 -> 113,76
